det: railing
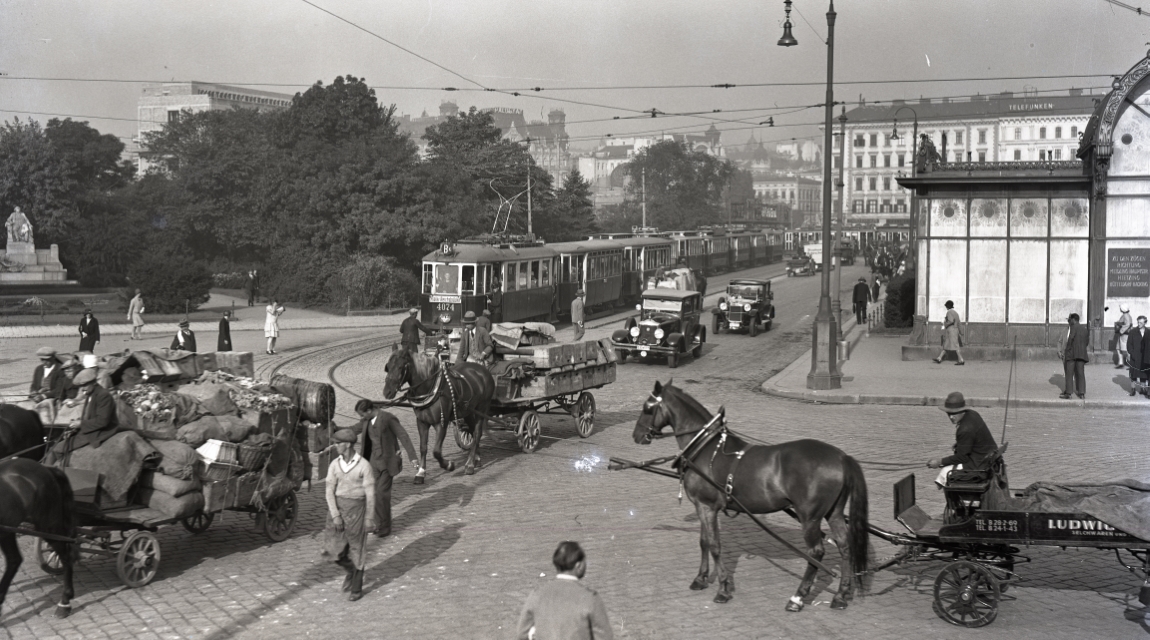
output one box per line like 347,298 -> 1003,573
934,160 -> 1083,173
867,300 -> 886,331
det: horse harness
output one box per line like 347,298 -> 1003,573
645,394 -> 750,506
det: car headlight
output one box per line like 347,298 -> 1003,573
629,326 -> 640,338
719,301 -> 727,310
654,328 -> 665,340
743,303 -> 752,312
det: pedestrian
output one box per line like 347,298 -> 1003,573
1115,304 -> 1134,368
516,541 -> 613,640
354,399 -> 418,536
933,300 -> 965,365
252,270 -> 261,306
246,271 -> 256,307
29,346 -> 67,404
851,277 -> 871,326
871,276 -> 881,303
926,392 -> 998,488
78,308 -> 100,352
1056,312 -> 1090,399
571,289 -> 586,342
456,311 -> 494,366
265,299 -> 285,355
322,428 -> 375,602
218,311 -> 233,351
170,320 -> 197,353
127,289 -> 145,340
490,282 -> 504,324
476,309 -> 493,333
1128,315 -> 1150,397
399,308 -> 433,353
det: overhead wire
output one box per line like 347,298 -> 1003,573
1099,0 -> 1150,17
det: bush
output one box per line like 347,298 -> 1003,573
212,271 -> 249,289
125,255 -> 213,314
330,254 -> 420,310
883,272 -> 916,328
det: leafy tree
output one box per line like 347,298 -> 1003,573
126,253 -> 213,314
547,168 -> 598,241
331,254 -> 420,309
0,118 -> 76,246
45,118 -> 133,193
622,140 -> 734,230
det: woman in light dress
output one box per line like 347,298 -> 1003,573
264,299 -> 285,354
127,289 -> 145,340
933,300 -> 965,365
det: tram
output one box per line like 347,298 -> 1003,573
549,239 -> 625,317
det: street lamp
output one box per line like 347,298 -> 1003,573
780,0 -> 841,390
889,106 -> 919,247
832,106 -> 847,342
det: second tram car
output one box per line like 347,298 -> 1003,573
549,239 -> 625,317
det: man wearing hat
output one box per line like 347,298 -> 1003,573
170,320 -> 197,353
78,308 -> 100,352
51,368 -> 123,455
1056,313 -> 1090,399
323,428 -> 376,601
1115,304 -> 1134,369
927,392 -> 998,487
399,308 -> 434,353
852,277 -> 872,325
1128,315 -> 1150,397
30,346 -> 68,403
571,289 -> 586,341
457,311 -> 494,366
476,308 -> 493,333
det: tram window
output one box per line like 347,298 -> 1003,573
541,259 -> 550,286
461,265 -> 475,295
624,248 -> 633,270
434,263 -> 459,294
422,264 -> 433,294
478,264 -> 490,295
519,261 -> 529,289
506,263 -> 517,292
530,261 -> 540,288
574,256 -> 584,283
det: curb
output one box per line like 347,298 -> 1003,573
0,316 -> 402,339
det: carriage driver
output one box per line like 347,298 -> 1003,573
926,392 -> 998,487
456,311 -> 494,366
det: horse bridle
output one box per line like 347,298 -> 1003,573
641,392 -> 718,443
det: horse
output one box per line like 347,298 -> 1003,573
382,345 -> 495,482
0,404 -> 46,461
0,457 -> 77,619
633,380 -> 869,611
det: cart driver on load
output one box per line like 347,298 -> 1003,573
456,310 -> 494,367
926,391 -> 998,487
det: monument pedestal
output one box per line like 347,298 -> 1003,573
0,242 -> 72,284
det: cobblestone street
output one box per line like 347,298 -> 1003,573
3,265 -> 1149,639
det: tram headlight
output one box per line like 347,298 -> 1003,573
743,303 -> 752,312
654,328 -> 665,340
629,326 -> 640,338
439,313 -> 451,325
719,301 -> 727,311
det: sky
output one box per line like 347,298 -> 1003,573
2,0 -> 1150,151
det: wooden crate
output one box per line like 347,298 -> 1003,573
202,472 -> 262,513
518,362 -> 616,399
212,352 -> 255,378
256,407 -> 295,439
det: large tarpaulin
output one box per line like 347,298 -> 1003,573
1010,479 -> 1150,542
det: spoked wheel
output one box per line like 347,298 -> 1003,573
181,511 -> 215,534
454,421 -> 475,451
575,392 -> 596,438
933,561 -> 1000,628
36,537 -> 66,575
517,410 -> 541,453
263,491 -> 298,542
116,531 -> 161,588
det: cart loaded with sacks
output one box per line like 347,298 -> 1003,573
32,349 -> 328,589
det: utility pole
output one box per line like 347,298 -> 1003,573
527,166 -> 533,238
832,106 -> 847,343
641,167 -> 647,229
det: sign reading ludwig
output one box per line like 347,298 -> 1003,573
1107,248 -> 1150,297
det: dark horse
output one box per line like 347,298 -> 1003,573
382,345 -> 495,481
0,457 -> 77,619
0,404 -> 46,461
634,381 -> 869,611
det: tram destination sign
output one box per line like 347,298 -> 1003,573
1107,248 -> 1150,297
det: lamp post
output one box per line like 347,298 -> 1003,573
832,106 -> 847,341
890,106 -> 918,247
779,0 -> 841,390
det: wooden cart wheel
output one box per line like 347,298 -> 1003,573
116,531 -> 161,588
517,410 -> 541,453
263,491 -> 298,542
454,421 -> 475,451
36,537 -> 66,575
575,392 -> 596,438
181,511 -> 215,534
932,561 -> 1000,628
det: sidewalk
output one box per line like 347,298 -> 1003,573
764,321 -> 1150,409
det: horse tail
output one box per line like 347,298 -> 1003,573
843,454 -> 869,588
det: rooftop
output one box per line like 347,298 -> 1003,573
841,91 -> 1103,125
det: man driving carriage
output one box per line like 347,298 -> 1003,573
457,311 -> 494,366
926,392 -> 998,487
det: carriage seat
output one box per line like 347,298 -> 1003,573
942,443 -> 1008,522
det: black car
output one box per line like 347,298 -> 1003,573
713,279 -> 774,336
611,289 -> 705,368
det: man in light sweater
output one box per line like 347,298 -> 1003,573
323,428 -> 376,601
517,541 -> 613,640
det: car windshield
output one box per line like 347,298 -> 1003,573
642,297 -> 682,319
727,286 -> 761,299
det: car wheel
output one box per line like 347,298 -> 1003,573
616,350 -> 627,363
712,313 -> 720,335
667,351 -> 678,368
749,317 -> 760,337
692,329 -> 704,358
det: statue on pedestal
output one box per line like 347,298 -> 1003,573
5,207 -> 34,244
915,134 -> 941,173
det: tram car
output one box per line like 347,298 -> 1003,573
592,235 -> 674,303
730,232 -> 755,271
668,231 -> 711,275
420,238 -> 558,328
549,239 -> 625,318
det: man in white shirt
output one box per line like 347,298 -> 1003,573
323,428 -> 376,601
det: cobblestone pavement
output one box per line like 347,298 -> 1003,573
4,265 -> 1150,639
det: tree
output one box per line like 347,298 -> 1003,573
0,118 -> 76,246
622,140 -> 734,230
547,168 -> 598,241
45,118 -> 133,193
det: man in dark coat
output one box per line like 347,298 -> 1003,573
1128,315 -> 1150,396
399,308 -> 433,353
171,320 -> 197,353
457,311 -> 494,366
489,283 -> 504,324
78,309 -> 100,352
58,368 -> 122,453
927,392 -> 998,486
851,277 -> 871,325
1057,313 -> 1090,399
218,312 -> 233,351
354,400 -> 418,536
30,346 -> 67,403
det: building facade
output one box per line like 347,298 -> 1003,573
752,175 -> 822,228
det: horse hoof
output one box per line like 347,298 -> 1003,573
713,592 -> 732,604
785,600 -> 804,613
463,466 -> 476,476
412,476 -> 425,485
55,605 -> 72,618
830,597 -> 848,610
689,578 -> 708,591
446,461 -> 456,472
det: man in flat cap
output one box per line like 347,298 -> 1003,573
926,392 -> 998,487
30,346 -> 68,404
323,428 -> 376,601
399,307 -> 433,354
47,368 -> 123,458
171,320 -> 197,353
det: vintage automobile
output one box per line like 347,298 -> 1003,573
611,288 -> 706,368
713,279 -> 775,336
786,254 -> 815,277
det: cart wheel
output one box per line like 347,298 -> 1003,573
575,392 -> 596,438
749,317 -> 760,337
263,491 -> 298,542
36,537 -> 66,575
454,421 -> 475,451
517,410 -> 541,453
932,561 -> 1000,628
181,511 -> 215,534
116,531 -> 161,588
